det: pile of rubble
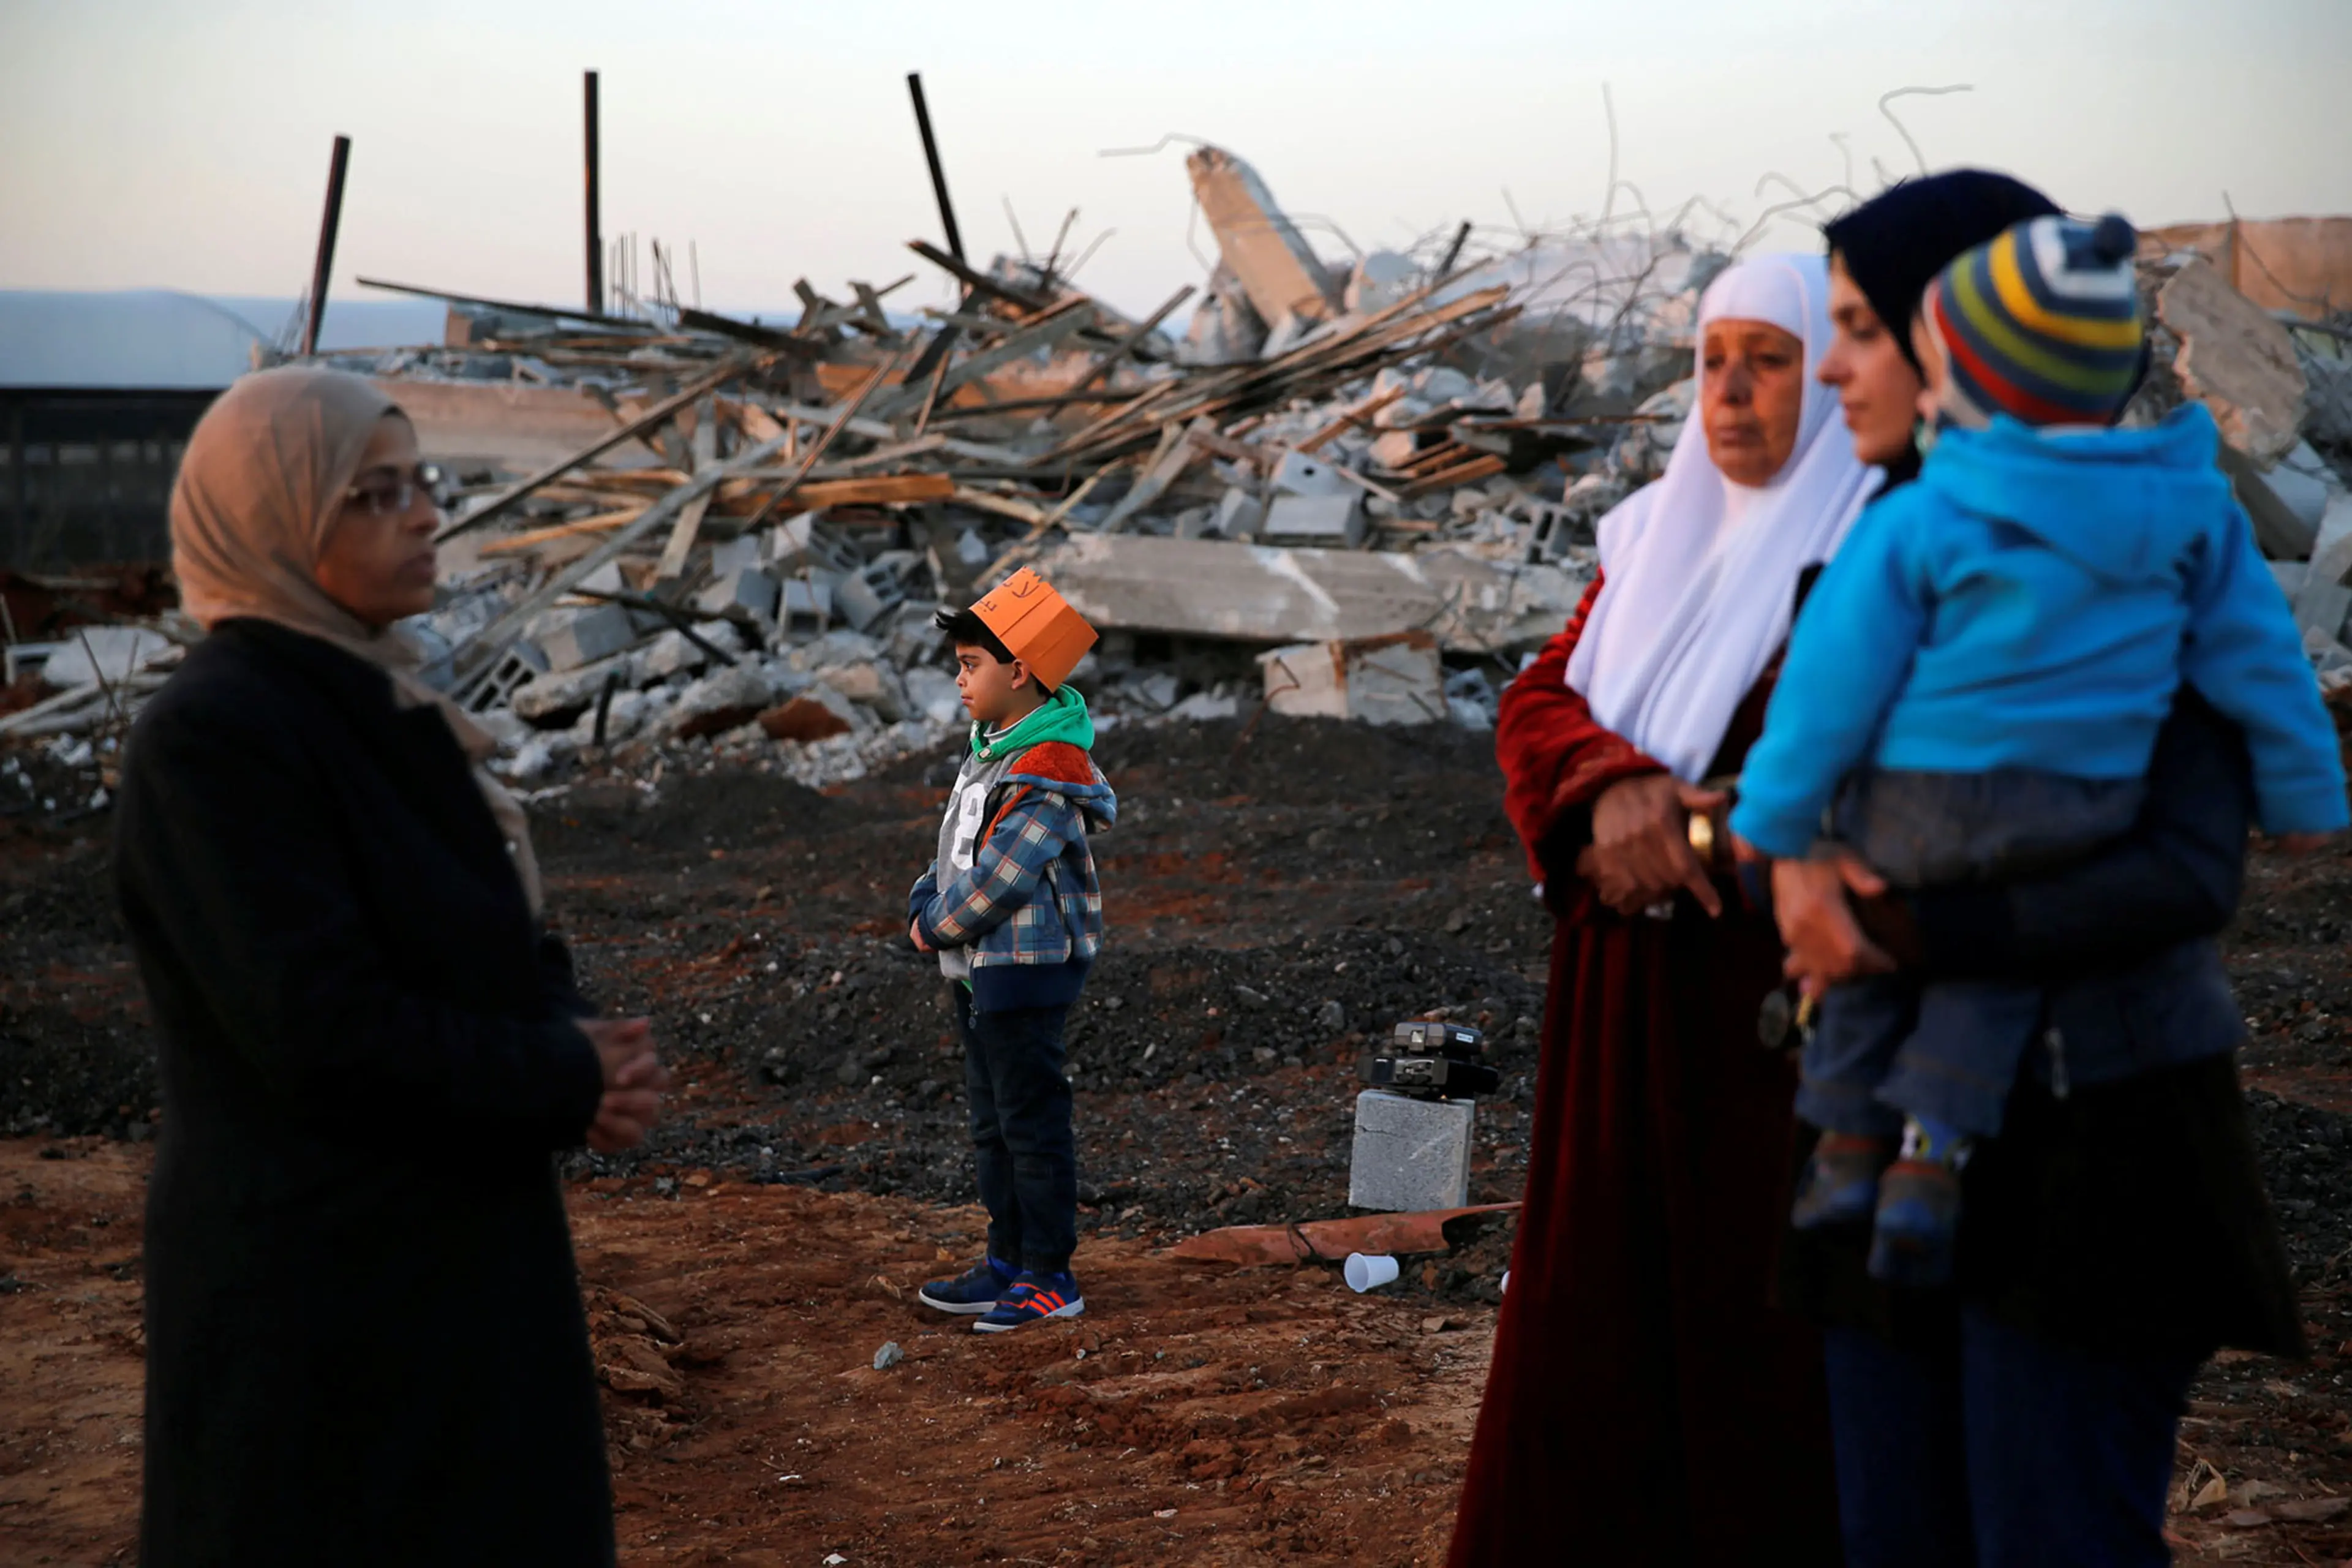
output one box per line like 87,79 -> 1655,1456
5,148 -> 2349,806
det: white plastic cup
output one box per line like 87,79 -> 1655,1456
1500,1269 -> 1510,1295
1344,1252 -> 1401,1293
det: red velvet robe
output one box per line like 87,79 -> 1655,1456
1448,578 -> 1841,1566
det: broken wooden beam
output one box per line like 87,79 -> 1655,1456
436,355 -> 767,542
905,239 -> 1055,314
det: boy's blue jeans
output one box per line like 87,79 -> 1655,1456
952,987 -> 1077,1275
1797,767 -> 2145,1140
1822,1305 -> 2198,1567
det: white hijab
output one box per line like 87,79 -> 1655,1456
1565,252 -> 1879,782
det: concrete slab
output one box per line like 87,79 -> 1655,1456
1259,631 -> 1446,726
1022,534 -> 1588,654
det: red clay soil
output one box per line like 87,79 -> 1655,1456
0,1138 -> 1490,1567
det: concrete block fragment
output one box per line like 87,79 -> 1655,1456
1185,145 -> 1340,335
902,665 -> 964,725
778,573 -> 835,637
1259,631 -> 1446,726
1262,491 -> 1364,549
537,603 -> 640,673
2307,625 -> 2352,679
463,640 -> 548,714
661,664 -> 776,741
2158,258 -> 2308,464
708,535 -> 762,577
1346,250 -> 1418,315
1212,487 -> 1267,540
833,562 -> 907,632
1271,448 -> 1349,499
2309,494 -> 2352,589
1169,690 -> 1241,723
696,566 -> 780,627
816,661 -> 907,723
638,622 -> 745,684
1348,1090 -> 1474,1212
2295,579 -> 2352,644
511,651 -> 643,723
39,627 -> 172,690
767,511 -> 856,576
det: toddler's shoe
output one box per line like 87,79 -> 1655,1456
1868,1117 -> 1973,1288
973,1270 -> 1085,1333
918,1256 -> 1017,1316
1790,1133 -> 1891,1230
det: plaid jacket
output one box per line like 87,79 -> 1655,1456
910,739 -> 1115,1011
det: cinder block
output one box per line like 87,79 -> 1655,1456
463,639 -> 549,713
833,562 -> 906,631
779,573 -> 835,637
696,566 -> 780,626
537,603 -> 639,673
1212,487 -> 1267,540
1271,448 -> 1349,499
1262,491 -> 1365,549
1348,1089 -> 1473,1212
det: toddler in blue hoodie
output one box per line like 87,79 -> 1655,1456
1731,214 -> 2348,1286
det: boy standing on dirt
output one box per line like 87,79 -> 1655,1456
910,570 -> 1116,1333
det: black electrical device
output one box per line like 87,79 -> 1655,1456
1359,1020 -> 1500,1101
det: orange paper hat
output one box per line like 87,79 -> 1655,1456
971,568 -> 1098,690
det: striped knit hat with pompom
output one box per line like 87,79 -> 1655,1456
1925,213 -> 2144,429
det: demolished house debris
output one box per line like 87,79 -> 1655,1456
7,140 -> 2351,809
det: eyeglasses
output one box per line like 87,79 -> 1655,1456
343,463 -> 446,518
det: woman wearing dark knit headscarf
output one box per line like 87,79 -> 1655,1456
1767,173 -> 2307,1566
119,366 -> 666,1566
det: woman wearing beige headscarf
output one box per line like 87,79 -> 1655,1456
116,366 -> 665,1567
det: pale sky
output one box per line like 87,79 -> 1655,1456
3,0 -> 2347,323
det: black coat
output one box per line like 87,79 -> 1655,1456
115,619 -> 615,1567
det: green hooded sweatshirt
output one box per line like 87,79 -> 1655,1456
971,684 -> 1093,763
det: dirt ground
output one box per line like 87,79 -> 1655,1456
6,712 -> 2352,1564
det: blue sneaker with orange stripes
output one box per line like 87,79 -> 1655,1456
972,1270 -> 1084,1333
918,1256 -> 1016,1316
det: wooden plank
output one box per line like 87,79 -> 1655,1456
477,505 -> 648,556
1098,420 -> 1208,533
1039,286 -> 1513,470
1327,460 -> 1403,505
851,282 -> 901,341
774,472 -> 956,510
1401,453 -> 1506,497
1297,386 -> 1407,454
653,392 -> 722,581
435,354 -> 763,542
868,295 -> 1092,421
947,486 -> 1057,528
905,239 -> 1055,313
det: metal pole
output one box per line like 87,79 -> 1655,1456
905,72 -> 965,263
301,135 -> 351,356
584,71 -> 603,315
1438,219 -> 1474,279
